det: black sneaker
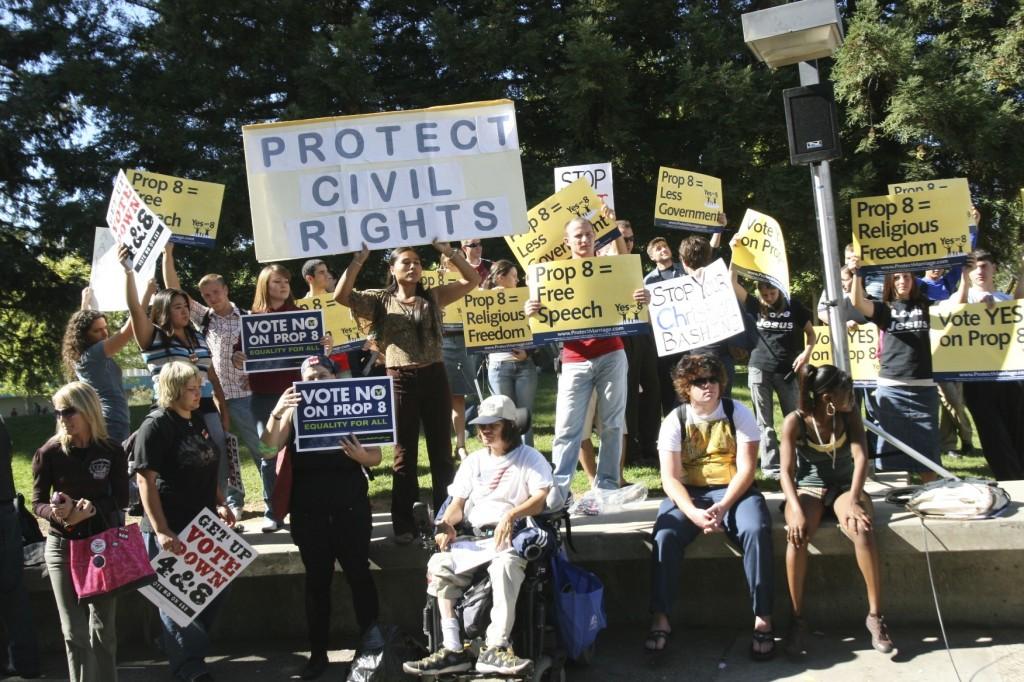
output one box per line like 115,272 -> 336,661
300,652 -> 328,680
403,646 -> 474,676
475,645 -> 532,675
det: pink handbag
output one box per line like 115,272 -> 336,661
69,524 -> 156,603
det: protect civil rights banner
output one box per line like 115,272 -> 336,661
646,259 -> 744,357
106,170 -> 173,275
240,310 -> 326,373
554,162 -> 614,209
242,100 -> 529,262
128,169 -> 225,248
461,287 -> 534,353
526,255 -> 648,345
930,300 -> 1024,382
652,167 -> 723,233
729,209 -> 791,299
295,295 -> 364,353
293,376 -> 396,451
809,324 -> 881,387
88,226 -> 153,312
506,178 -> 619,271
850,186 -> 972,274
138,508 -> 257,627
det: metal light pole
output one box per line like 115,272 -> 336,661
742,1 -> 850,371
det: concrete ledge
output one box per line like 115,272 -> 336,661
24,478 -> 1024,652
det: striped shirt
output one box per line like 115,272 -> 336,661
141,326 -> 215,399
189,299 -> 250,400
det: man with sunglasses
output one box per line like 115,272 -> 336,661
460,239 -> 492,281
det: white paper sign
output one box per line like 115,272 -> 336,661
105,169 -> 172,274
88,226 -> 154,312
646,258 -> 745,356
138,509 -> 257,627
554,162 -> 614,209
449,537 -> 498,575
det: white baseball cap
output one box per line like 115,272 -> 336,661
469,395 -> 519,425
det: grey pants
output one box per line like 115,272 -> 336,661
747,366 -> 798,472
45,534 -> 118,682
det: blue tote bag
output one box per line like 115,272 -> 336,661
550,549 -> 607,660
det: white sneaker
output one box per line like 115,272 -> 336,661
230,507 -> 245,523
261,518 -> 282,533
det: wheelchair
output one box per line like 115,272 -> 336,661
410,500 -> 573,682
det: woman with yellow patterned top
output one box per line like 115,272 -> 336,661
646,354 -> 774,660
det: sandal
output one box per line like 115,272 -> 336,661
750,629 -> 776,661
865,614 -> 894,653
644,629 -> 670,652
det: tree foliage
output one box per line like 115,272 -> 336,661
2,0 -> 1022,392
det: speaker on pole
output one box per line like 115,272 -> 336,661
783,83 -> 842,165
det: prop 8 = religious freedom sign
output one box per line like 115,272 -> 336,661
240,310 -> 325,373
293,376 -> 396,451
646,259 -> 744,356
106,170 -> 172,275
851,186 -> 971,274
461,287 -> 534,353
930,300 -> 1024,382
242,99 -> 529,262
526,255 -> 647,344
653,167 -> 723,233
139,509 -> 256,627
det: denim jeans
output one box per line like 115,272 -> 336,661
227,395 -> 275,519
487,358 -> 539,446
201,410 -> 243,510
747,367 -> 798,473
45,535 -> 118,682
144,532 -> 229,681
549,349 -> 627,509
250,393 -> 280,516
0,503 -> 39,676
650,488 -> 773,617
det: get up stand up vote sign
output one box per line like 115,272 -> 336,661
139,509 -> 256,627
293,376 -> 396,452
106,170 -> 172,275
242,100 -> 529,262
241,310 -> 325,373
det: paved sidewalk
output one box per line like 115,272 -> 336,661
9,627 -> 1023,681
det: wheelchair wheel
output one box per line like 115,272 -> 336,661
573,643 -> 595,666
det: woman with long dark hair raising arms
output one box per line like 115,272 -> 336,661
335,241 -> 480,543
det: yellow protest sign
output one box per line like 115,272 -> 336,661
294,295 -> 364,352
930,300 -> 1024,381
128,169 -> 225,248
851,186 -> 972,274
730,209 -> 790,298
653,167 -> 723,233
526,255 -> 647,344
461,287 -> 533,352
810,324 -> 881,386
505,178 -> 618,270
421,269 -> 465,330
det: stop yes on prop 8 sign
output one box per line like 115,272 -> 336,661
106,169 -> 172,274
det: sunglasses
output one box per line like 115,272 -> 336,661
691,377 -> 719,388
54,407 -> 78,418
464,242 -> 482,248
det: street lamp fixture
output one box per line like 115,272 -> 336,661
741,0 -> 845,69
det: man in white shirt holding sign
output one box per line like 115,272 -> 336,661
404,396 -> 552,677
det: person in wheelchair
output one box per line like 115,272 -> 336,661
404,395 -> 553,677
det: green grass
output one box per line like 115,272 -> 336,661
8,370 -> 991,512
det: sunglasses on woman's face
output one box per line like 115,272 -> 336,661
691,376 -> 719,388
54,407 -> 78,418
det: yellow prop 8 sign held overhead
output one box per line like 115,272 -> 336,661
506,178 -> 618,270
653,166 -> 723,233
851,186 -> 971,274
730,209 -> 790,299
294,295 -> 364,352
526,255 -> 647,344
128,169 -> 225,248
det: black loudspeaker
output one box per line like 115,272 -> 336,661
783,83 -> 842,165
